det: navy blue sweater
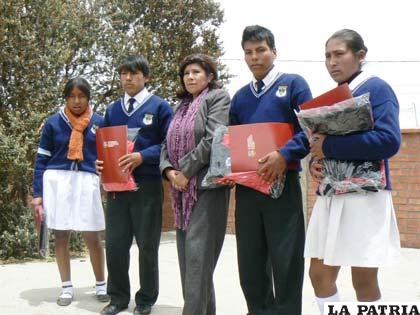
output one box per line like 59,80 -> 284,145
323,76 -> 401,189
230,73 -> 313,170
33,110 -> 103,197
103,95 -> 173,182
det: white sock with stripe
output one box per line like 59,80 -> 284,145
95,281 -> 107,295
60,281 -> 73,298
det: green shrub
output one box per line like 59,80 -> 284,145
0,0 -> 227,261
0,200 -> 86,261
0,205 -> 39,259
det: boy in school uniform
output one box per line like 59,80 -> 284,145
98,55 -> 173,315
229,25 -> 312,315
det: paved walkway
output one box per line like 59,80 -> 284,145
1,232 -> 420,315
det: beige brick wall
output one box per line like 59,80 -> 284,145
389,129 -> 420,248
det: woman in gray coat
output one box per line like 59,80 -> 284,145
160,53 -> 231,315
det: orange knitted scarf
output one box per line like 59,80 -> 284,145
64,106 -> 91,161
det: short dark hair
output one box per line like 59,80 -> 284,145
118,55 -> 150,77
177,53 -> 221,99
241,25 -> 275,49
326,29 -> 368,55
63,77 -> 91,100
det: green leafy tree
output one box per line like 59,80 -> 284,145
0,0 -> 228,260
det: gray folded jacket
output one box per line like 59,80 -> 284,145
297,93 -> 385,196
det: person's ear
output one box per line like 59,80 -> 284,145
272,48 -> 277,57
357,50 -> 366,63
208,73 -> 214,83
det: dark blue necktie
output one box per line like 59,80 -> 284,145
256,80 -> 265,93
128,98 -> 135,113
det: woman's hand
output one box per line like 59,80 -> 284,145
309,159 -> 324,183
165,168 -> 178,182
95,159 -> 104,175
166,169 -> 188,191
310,133 -> 327,160
173,172 -> 189,191
217,178 -> 236,188
119,152 -> 143,173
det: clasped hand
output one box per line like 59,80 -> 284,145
166,169 -> 189,191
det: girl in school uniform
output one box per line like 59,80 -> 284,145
32,77 -> 109,306
305,29 -> 401,314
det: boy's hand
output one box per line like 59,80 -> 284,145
119,152 -> 143,173
257,151 -> 287,183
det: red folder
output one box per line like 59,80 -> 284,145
96,125 -> 128,184
299,83 -> 352,110
229,122 -> 294,172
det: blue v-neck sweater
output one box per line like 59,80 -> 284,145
230,73 -> 313,170
33,110 -> 103,197
103,95 -> 173,182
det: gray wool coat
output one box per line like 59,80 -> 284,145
160,88 -> 231,185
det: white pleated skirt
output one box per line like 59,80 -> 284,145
304,190 -> 401,267
43,169 -> 105,231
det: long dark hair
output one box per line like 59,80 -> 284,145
177,53 -> 221,99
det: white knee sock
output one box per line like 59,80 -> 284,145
60,281 -> 73,298
316,291 -> 340,315
95,281 -> 107,295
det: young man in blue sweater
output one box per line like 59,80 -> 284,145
98,55 -> 173,315
230,25 -> 312,315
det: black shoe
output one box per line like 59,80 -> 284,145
100,303 -> 128,315
133,304 -> 152,315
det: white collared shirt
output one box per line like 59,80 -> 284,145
124,88 -> 150,112
252,65 -> 280,92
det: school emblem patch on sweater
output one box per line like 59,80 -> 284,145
143,113 -> 154,125
276,85 -> 288,97
90,124 -> 99,134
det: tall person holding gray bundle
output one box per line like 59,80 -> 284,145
229,25 -> 312,315
97,55 -> 173,315
305,29 -> 401,314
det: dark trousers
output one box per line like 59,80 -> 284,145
105,180 -> 163,307
235,172 -> 305,315
176,187 -> 230,315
